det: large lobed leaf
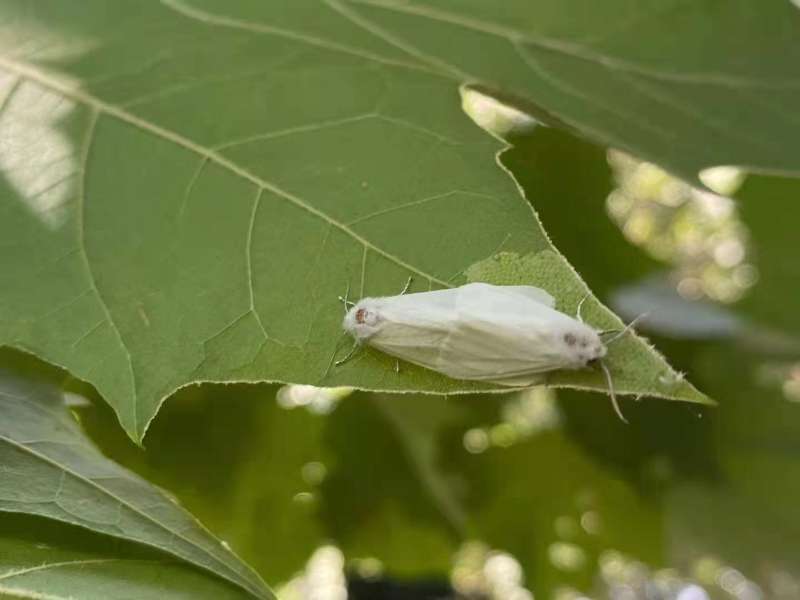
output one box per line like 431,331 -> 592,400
0,368 -> 273,599
29,153 -> 799,598
0,1 -> 746,441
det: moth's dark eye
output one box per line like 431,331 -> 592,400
563,333 -> 577,346
355,308 -> 369,324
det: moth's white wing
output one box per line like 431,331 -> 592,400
499,285 -> 555,308
365,283 -> 580,385
365,287 -> 461,369
434,283 -> 578,383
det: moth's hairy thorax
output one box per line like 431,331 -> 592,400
343,298 -> 385,342
552,321 -> 607,369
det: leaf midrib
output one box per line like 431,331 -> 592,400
0,558 -> 161,581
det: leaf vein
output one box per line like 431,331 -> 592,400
513,42 -> 677,143
347,190 -> 493,226
348,0 -> 800,89
70,320 -> 105,349
0,57 -> 451,287
158,0 -> 440,76
615,70 -> 788,153
0,433 -> 257,597
323,0 -> 468,78
246,187 -> 270,345
213,113 -> 374,151
75,110 -> 139,436
178,156 -> 208,219
0,74 -> 20,116
0,559 -> 163,581
359,246 -> 368,297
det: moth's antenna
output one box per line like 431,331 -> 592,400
600,360 -> 628,424
322,344 -> 338,379
338,281 -> 356,313
399,276 -> 413,295
598,312 -> 650,345
324,329 -> 351,378
576,294 -> 589,323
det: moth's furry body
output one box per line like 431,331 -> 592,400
343,282 -> 606,386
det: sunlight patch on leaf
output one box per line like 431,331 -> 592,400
0,75 -> 77,229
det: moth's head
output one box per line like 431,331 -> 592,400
343,299 -> 382,341
560,326 -> 607,368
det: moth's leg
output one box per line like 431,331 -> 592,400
575,294 -> 589,323
395,359 -> 400,373
322,335 -> 345,378
399,276 -> 413,295
337,282 -> 356,313
600,360 -> 628,424
335,340 -> 361,366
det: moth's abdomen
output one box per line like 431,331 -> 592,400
436,317 -> 567,381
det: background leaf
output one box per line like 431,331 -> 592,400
51,75 -> 800,600
0,514 -> 251,600
0,360 -> 272,600
1,4 -> 800,599
316,0 -> 800,182
76,380 -> 462,585
0,1 -> 705,441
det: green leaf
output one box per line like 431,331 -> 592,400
666,484 -> 800,586
74,378 -> 464,582
0,2 -> 706,441
315,0 -> 800,183
0,368 -> 273,599
736,174 -> 800,333
462,429 -> 664,595
0,514 -> 251,600
333,390 -> 668,596
321,394 -> 462,575
498,125 -> 661,298
81,381 -> 333,586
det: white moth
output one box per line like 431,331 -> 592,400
340,282 -> 630,421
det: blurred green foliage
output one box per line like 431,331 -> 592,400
2,3 -> 800,598
4,123 -> 797,599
